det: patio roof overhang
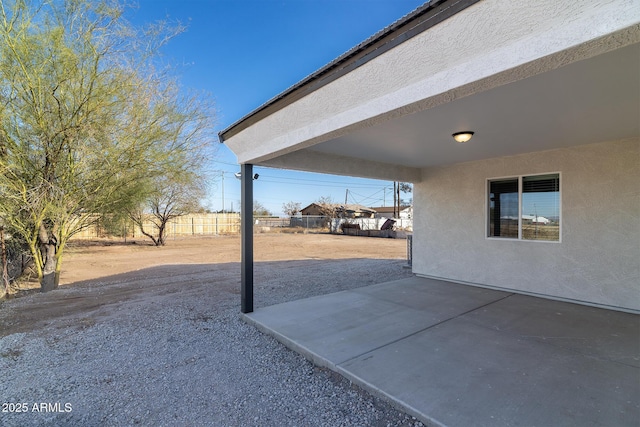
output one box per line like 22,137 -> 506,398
220,0 -> 640,314
219,0 -> 640,183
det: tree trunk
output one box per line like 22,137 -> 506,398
0,227 -> 9,299
157,222 -> 166,246
138,227 -> 159,246
38,224 -> 58,292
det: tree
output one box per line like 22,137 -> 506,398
0,0 -> 215,291
0,223 -> 27,298
315,196 -> 337,218
0,226 -> 9,299
127,80 -> 214,247
315,196 -> 337,231
129,170 -> 207,246
282,201 -> 301,218
399,182 -> 413,208
253,201 -> 272,217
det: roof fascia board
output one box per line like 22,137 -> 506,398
218,0 -> 481,143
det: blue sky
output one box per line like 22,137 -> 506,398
128,0 -> 425,215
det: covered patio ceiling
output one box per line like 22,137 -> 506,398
261,42 -> 639,172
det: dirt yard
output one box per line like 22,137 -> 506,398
59,233 -> 406,282
2,233 -> 408,337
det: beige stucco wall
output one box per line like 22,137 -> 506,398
413,138 -> 640,312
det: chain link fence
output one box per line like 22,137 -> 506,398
256,216 -> 413,237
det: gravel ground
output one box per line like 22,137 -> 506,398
0,257 -> 424,426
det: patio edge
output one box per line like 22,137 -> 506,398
242,312 -> 444,427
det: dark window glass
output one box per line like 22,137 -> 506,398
488,179 -> 519,238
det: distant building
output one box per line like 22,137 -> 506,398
300,203 -> 325,216
370,206 -> 395,218
399,206 -> 412,220
336,204 -> 376,218
521,214 -> 550,225
300,203 -> 376,218
370,206 -> 412,219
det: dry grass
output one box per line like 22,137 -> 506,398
489,222 -> 559,241
522,224 -> 560,241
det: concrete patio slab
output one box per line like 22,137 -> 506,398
244,277 -> 640,427
463,293 -> 640,368
247,277 -> 509,366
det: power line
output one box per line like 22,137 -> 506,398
349,187 -> 386,201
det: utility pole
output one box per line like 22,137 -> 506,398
397,182 -> 401,219
345,189 -> 349,205
221,172 -> 225,213
393,182 -> 397,217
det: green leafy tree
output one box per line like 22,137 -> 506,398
399,182 -> 413,208
0,0 -> 215,291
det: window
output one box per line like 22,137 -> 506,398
488,173 -> 560,241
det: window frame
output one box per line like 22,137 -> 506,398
486,172 -> 562,243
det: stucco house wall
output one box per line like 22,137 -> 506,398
413,138 -> 639,312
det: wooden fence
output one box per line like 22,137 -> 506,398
71,213 -> 241,240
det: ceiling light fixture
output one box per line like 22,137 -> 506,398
452,131 -> 474,143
